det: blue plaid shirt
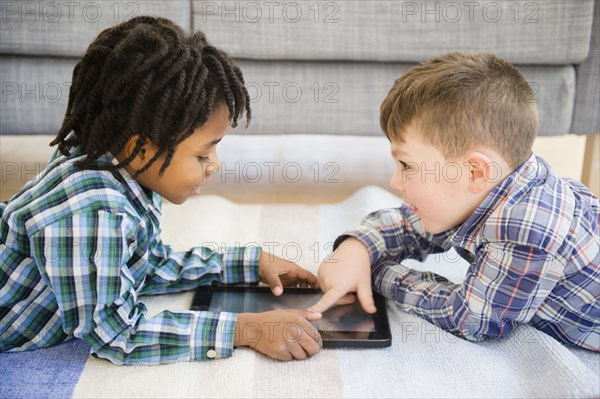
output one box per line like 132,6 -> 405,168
0,146 -> 261,364
336,154 -> 599,351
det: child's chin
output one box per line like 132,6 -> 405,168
421,221 -> 446,234
168,196 -> 188,205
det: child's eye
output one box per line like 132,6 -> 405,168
197,156 -> 210,162
399,161 -> 412,170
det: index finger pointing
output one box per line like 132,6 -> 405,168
307,289 -> 347,314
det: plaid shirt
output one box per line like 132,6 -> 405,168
0,146 -> 261,364
336,154 -> 599,351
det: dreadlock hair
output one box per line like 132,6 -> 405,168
51,15 -> 251,176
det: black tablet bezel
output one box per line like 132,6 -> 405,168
190,285 -> 392,348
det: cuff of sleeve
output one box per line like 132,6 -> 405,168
191,311 -> 237,360
333,226 -> 387,266
221,246 -> 261,284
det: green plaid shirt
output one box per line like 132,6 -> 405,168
0,146 -> 261,364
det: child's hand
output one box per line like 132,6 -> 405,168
308,237 -> 376,314
234,310 -> 322,361
259,252 -> 319,296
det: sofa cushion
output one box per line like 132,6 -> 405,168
0,56 -> 575,137
0,0 -> 191,57
193,0 -> 594,64
236,60 -> 575,137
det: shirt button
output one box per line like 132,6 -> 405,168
206,349 -> 217,359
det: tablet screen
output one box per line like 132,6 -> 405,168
208,290 -> 375,333
191,286 -> 391,348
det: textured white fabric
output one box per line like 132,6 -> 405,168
71,186 -> 599,398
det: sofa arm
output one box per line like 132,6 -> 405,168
572,0 -> 600,135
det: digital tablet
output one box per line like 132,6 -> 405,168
190,285 -> 392,348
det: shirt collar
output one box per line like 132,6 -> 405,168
450,152 -> 543,251
105,152 -> 163,217
50,136 -> 163,217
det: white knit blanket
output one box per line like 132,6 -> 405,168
70,186 -> 598,398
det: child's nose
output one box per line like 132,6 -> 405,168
389,172 -> 404,192
202,157 -> 220,177
207,155 -> 221,175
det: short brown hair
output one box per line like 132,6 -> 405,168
380,51 -> 539,169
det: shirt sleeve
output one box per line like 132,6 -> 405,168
141,237 -> 261,295
31,210 -> 244,365
334,206 -> 454,265
374,241 -> 563,341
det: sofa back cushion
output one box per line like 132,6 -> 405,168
193,0 -> 595,64
0,1 -> 594,137
0,0 -> 191,57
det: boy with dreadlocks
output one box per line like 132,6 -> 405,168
0,16 -> 322,364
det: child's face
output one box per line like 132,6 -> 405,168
388,127 -> 496,234
131,103 -> 230,204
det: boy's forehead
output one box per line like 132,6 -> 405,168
187,129 -> 224,149
390,140 -> 410,157
390,144 -> 405,157
184,104 -> 230,147
388,122 -> 422,154
390,133 -> 445,161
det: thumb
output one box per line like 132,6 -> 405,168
303,310 -> 323,321
356,281 -> 377,314
287,308 -> 322,321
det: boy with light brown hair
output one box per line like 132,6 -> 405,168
309,51 -> 599,351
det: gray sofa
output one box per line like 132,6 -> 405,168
1,0 -> 598,202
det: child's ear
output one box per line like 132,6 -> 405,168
464,151 -> 500,194
122,135 -> 147,168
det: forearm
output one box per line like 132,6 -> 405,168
87,306 -> 238,365
335,206 -> 453,266
371,263 -> 481,339
372,242 -> 561,341
142,244 -> 261,294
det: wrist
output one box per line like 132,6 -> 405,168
320,237 -> 371,278
339,237 -> 371,263
233,313 -> 252,348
